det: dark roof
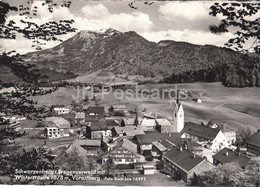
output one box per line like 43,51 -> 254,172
163,146 -> 205,173
246,131 -> 260,147
88,119 -> 119,131
213,148 -> 250,168
89,120 -> 108,131
106,119 -> 120,127
85,115 -> 103,122
134,132 -> 180,145
87,106 -> 105,114
181,122 -> 220,141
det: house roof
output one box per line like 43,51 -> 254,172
45,117 -> 70,128
75,112 -> 85,119
134,132 -> 179,145
106,119 -> 120,127
45,121 -> 58,128
213,147 -> 250,168
153,141 -> 168,152
88,119 -> 119,131
100,138 -> 138,158
246,131 -> 260,147
163,146 -> 205,173
73,139 -> 101,147
90,120 -> 108,131
156,119 -> 171,126
85,115 -> 103,122
141,118 -> 156,127
181,122 -> 220,141
87,106 -> 105,114
113,126 -> 146,137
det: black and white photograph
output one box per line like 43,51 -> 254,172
0,0 -> 259,186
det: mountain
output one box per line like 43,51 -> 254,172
23,28 -> 259,87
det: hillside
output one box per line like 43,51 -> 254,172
22,28 -> 259,87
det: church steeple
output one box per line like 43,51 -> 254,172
173,90 -> 184,133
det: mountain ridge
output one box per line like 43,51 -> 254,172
22,28 -> 260,87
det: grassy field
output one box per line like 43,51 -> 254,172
101,82 -> 260,131
29,82 -> 260,131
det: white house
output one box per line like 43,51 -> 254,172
180,122 -> 230,152
53,105 -> 70,115
141,118 -> 156,131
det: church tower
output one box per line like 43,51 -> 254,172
173,92 -> 184,133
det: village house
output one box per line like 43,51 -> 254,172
210,123 -> 236,144
246,130 -> 260,156
163,146 -> 213,183
84,119 -> 120,139
87,106 -> 105,116
100,138 -> 139,165
52,105 -> 70,115
0,120 -> 21,133
212,147 -> 250,168
180,122 -> 230,152
2,115 -> 26,121
45,117 -> 70,137
75,112 -> 86,124
141,118 -> 156,131
45,121 -> 61,138
152,138 -> 203,160
133,132 -> 179,155
56,139 -> 103,170
111,125 -> 146,138
121,117 -> 143,126
155,118 -> 174,133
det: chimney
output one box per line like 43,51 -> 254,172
226,152 -> 229,156
179,146 -> 182,151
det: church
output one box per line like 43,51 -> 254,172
172,94 -> 184,133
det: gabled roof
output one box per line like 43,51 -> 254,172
213,147 -> 250,168
153,141 -> 168,152
134,132 -> 179,145
87,106 -> 105,114
155,118 -> 171,126
45,117 -> 70,128
74,139 -> 101,147
141,118 -> 156,127
100,138 -> 138,158
106,119 -> 120,127
112,126 -> 146,137
89,120 -> 108,131
246,131 -> 260,147
181,122 -> 220,141
88,119 -> 120,131
85,115 -> 103,122
75,112 -> 85,119
163,146 -> 205,173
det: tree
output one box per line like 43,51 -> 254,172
236,126 -> 252,146
0,1 -> 76,51
54,147 -> 86,171
209,2 -> 260,55
134,113 -> 139,126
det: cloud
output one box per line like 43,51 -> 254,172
81,4 -> 110,19
158,2 -> 221,31
159,2 -> 209,21
141,29 -> 235,47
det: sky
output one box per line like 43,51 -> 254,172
0,0 -> 255,54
